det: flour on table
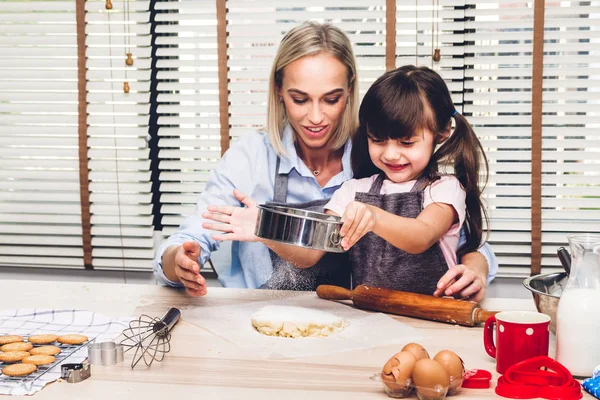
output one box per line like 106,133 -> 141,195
251,305 -> 346,338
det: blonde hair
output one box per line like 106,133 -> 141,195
266,22 -> 359,156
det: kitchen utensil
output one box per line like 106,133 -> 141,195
522,272 -> 566,334
483,311 -> 550,374
61,361 -> 91,384
119,307 -> 180,368
0,335 -> 92,392
495,356 -> 582,400
255,204 -> 344,252
461,369 -> 492,389
316,284 -> 497,327
556,234 -> 600,377
88,341 -> 124,366
557,247 -> 572,275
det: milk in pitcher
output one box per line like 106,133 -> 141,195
556,288 -> 600,377
555,234 -> 600,378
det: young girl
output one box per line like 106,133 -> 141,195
325,65 -> 489,294
203,65 -> 490,296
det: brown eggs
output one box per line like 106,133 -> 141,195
379,344 -> 464,399
412,358 -> 450,400
433,350 -> 465,394
381,351 -> 417,394
401,342 -> 430,361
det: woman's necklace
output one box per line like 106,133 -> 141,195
307,154 -> 337,176
312,163 -> 328,176
296,144 -> 341,177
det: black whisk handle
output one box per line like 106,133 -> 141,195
153,307 -> 181,335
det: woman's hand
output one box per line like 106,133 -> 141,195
433,263 -> 486,302
339,201 -> 378,250
170,242 -> 207,297
202,189 -> 260,242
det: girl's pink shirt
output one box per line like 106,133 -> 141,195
324,174 -> 466,267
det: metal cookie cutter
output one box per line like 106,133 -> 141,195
61,361 -> 91,383
88,341 -> 124,366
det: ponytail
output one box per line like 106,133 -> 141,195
431,113 -> 489,257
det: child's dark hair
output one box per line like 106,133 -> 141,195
351,65 -> 489,256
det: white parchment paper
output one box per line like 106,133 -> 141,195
183,292 -> 423,359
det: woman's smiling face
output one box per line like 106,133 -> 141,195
278,53 -> 350,151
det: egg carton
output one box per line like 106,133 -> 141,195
371,372 -> 466,399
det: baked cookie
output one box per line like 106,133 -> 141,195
27,334 -> 58,345
22,355 -> 56,366
0,351 -> 31,363
1,363 -> 37,377
0,335 -> 24,345
1,342 -> 33,352
30,345 -> 61,356
57,334 -> 88,345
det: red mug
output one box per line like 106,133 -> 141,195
483,311 -> 550,374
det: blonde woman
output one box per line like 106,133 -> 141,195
155,22 -> 497,299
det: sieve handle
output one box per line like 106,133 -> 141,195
329,229 -> 342,246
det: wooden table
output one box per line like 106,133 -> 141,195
0,280 -> 592,399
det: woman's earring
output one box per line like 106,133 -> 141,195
279,96 -> 283,103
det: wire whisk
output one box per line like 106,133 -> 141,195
120,307 -> 181,368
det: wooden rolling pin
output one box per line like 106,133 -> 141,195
316,284 -> 498,327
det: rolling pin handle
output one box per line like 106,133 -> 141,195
473,307 -> 498,325
316,285 -> 353,300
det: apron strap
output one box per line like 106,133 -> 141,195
368,174 -> 386,195
273,156 -> 288,203
410,175 -> 431,193
367,173 -> 431,195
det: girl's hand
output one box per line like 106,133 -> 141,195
339,201 -> 377,250
202,189 -> 260,242
433,264 -> 486,302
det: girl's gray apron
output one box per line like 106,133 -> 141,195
348,174 -> 448,295
260,157 -> 351,290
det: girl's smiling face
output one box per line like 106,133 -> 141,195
367,129 -> 437,183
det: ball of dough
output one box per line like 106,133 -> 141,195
251,305 -> 346,338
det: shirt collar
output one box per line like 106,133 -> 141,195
278,124 -> 298,175
328,138 -> 354,188
277,123 -> 354,187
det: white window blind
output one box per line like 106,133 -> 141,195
156,1 -> 388,242
2,0 -> 598,277
154,0 -> 220,240
539,0 -> 600,269
395,0 -> 467,112
227,1 -> 387,142
463,0 -> 536,277
85,0 -> 154,271
0,1 -> 84,268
